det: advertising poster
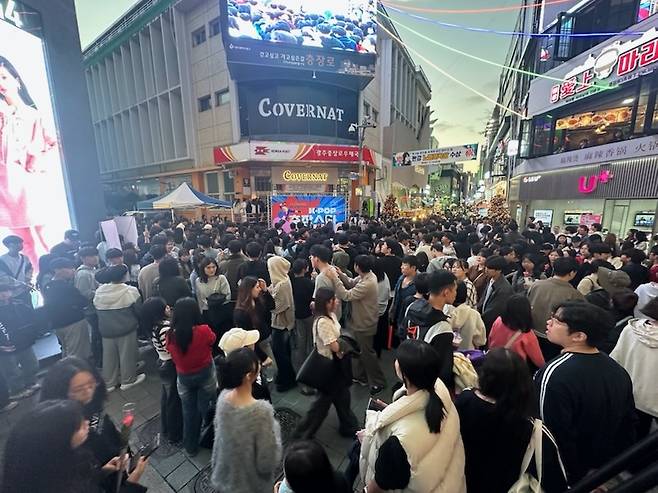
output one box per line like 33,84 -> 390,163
0,15 -> 72,267
271,195 -> 346,232
394,144 -> 478,167
634,211 -> 655,228
564,212 -> 602,227
220,0 -> 377,77
533,209 -> 554,226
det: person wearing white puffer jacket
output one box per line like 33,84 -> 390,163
611,296 -> 658,439
357,339 -> 466,493
450,282 -> 487,350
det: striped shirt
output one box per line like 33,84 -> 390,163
152,320 -> 172,361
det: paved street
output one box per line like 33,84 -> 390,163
0,336 -> 397,492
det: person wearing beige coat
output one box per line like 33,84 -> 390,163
267,256 -> 297,392
358,339 -> 466,493
328,254 -> 386,392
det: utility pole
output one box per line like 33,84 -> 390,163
350,117 -> 377,213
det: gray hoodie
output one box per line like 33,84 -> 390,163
93,283 -> 142,338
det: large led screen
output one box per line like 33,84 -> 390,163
0,18 -> 72,267
221,0 -> 377,77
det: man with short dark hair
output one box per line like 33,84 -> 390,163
311,244 -> 341,322
290,259 -> 315,395
50,229 -> 81,260
75,247 -> 101,365
328,255 -> 385,394
426,242 -> 455,273
535,300 -> 636,483
477,255 -> 514,333
137,244 -> 167,300
423,271 -> 458,390
0,235 -> 33,306
0,280 -> 40,400
218,239 -> 245,301
377,239 -> 403,291
528,256 -> 584,360
390,255 -> 417,338
198,234 -> 219,260
42,257 -> 91,360
621,248 -> 650,290
237,241 -> 270,285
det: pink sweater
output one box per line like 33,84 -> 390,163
489,317 -> 545,368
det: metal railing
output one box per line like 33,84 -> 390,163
569,431 -> 658,493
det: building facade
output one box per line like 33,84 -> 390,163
83,0 -> 433,217
510,0 -> 658,238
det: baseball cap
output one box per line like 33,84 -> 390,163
2,235 -> 23,247
64,230 -> 80,241
598,267 -> 631,295
219,328 -> 260,354
105,248 -> 123,259
203,224 -> 213,231
50,257 -> 76,270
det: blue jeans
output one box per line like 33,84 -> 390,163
176,363 -> 217,454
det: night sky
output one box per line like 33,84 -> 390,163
75,0 -> 518,161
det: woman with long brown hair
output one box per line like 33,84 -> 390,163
233,276 -> 276,369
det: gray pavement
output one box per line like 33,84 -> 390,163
0,335 -> 398,492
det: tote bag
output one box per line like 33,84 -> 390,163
508,419 -> 544,493
296,318 -> 338,394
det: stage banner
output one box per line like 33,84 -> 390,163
394,144 -> 478,167
271,195 -> 346,232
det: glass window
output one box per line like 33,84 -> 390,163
209,17 -> 220,37
519,119 -> 532,158
205,172 -> 219,195
198,95 -> 211,112
552,89 -> 637,152
554,13 -> 574,61
215,89 -> 230,106
363,102 -> 371,117
638,0 -> 658,22
532,115 -> 553,156
192,27 -> 206,47
254,176 -> 271,192
372,109 -> 379,123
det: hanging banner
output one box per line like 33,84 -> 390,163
393,144 -> 478,167
271,195 -> 346,232
214,141 -> 374,165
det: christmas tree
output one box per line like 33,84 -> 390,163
487,195 -> 511,223
382,194 -> 400,219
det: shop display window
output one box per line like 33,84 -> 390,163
532,115 -> 553,156
553,105 -> 632,152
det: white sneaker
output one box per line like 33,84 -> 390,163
119,373 -> 146,391
9,387 -> 36,400
0,402 -> 18,413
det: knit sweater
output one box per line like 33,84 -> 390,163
211,391 -> 282,493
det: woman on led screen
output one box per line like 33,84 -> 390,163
0,55 -> 56,267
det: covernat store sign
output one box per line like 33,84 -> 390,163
529,20 -> 658,114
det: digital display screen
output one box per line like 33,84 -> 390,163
0,16 -> 72,266
221,0 -> 378,77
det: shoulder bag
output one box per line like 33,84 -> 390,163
508,419 -> 543,493
505,330 -> 523,349
206,278 -> 227,309
296,318 -> 338,394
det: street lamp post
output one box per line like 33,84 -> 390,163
349,117 -> 377,213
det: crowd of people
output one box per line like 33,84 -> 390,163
0,210 -> 656,492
